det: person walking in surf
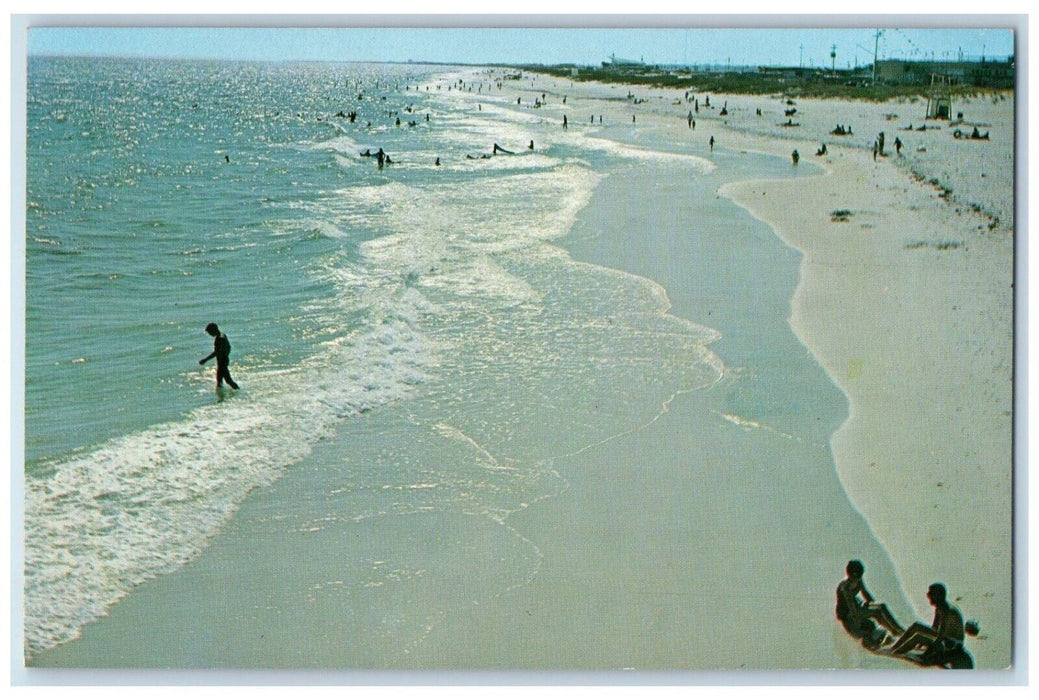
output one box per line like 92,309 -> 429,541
199,322 -> 240,390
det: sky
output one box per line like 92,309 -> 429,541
23,23 -> 1017,69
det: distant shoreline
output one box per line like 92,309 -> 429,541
27,53 -> 1015,101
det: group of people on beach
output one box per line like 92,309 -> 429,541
836,560 -> 978,669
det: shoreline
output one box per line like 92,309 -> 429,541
402,140 -> 908,669
708,102 -> 1014,668
514,69 -> 1013,667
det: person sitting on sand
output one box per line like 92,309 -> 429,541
815,143 -> 828,156
888,583 -> 976,668
528,140 -> 534,150
836,560 -> 905,647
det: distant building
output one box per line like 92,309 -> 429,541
603,53 -> 645,68
874,58 -> 1014,88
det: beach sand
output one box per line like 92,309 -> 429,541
537,75 -> 1015,668
719,96 -> 1014,673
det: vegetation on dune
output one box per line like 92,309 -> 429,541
518,64 -> 1012,101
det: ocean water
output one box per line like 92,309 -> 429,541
24,58 -> 738,662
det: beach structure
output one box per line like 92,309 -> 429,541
602,53 -> 645,68
926,73 -> 954,120
875,57 -> 1014,88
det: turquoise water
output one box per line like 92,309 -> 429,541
25,58 -> 739,660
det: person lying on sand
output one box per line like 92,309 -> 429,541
887,583 -> 977,668
836,560 -> 905,648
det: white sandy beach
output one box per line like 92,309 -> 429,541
527,73 -> 1015,668
720,107 -> 1015,669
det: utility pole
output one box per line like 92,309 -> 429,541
799,43 -> 804,69
872,29 -> 883,85
831,44 -> 837,73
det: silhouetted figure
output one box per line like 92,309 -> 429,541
878,131 -> 886,156
563,114 -> 568,129
493,143 -> 514,155
791,149 -> 800,165
199,323 -> 239,390
835,560 -> 905,648
888,583 -> 975,669
688,111 -> 693,128
528,140 -> 534,150
435,157 -> 440,166
224,154 -> 230,163
894,137 -> 903,155
709,135 -> 715,151
815,143 -> 827,156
